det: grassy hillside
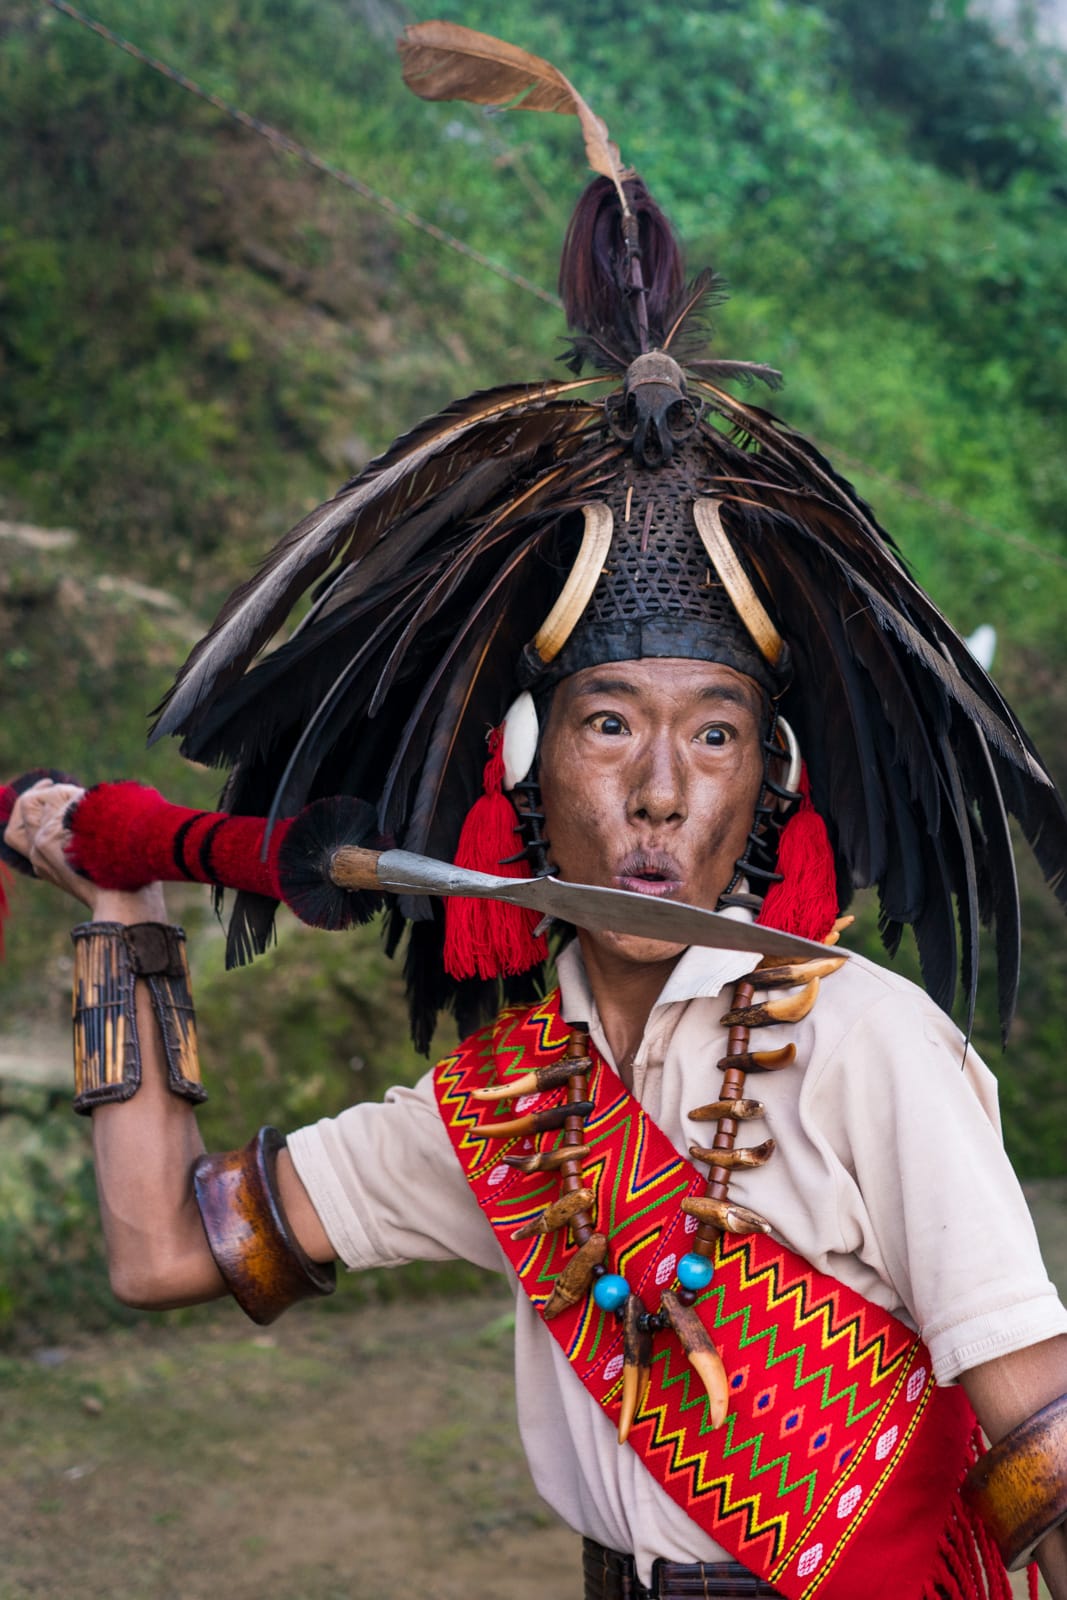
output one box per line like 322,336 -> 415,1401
0,0 -> 1065,1336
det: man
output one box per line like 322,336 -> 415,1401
5,25 -> 1067,1598
9,643 -> 1067,1596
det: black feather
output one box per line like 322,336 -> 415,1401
687,359 -> 784,391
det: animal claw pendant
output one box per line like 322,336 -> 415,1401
483,930 -> 845,1446
660,1291 -> 729,1429
618,1292 -> 653,1444
669,930 -> 847,1431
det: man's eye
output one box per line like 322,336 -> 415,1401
589,712 -> 629,736
697,724 -> 732,747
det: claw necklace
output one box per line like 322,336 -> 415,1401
470,937 -> 846,1443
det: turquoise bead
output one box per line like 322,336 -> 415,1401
592,1273 -> 630,1312
677,1252 -> 714,1291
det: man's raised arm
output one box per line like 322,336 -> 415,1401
3,779 -> 333,1309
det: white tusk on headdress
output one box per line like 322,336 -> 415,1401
693,498 -> 784,669
773,715 -> 801,805
530,502 -> 614,667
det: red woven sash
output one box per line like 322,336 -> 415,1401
434,992 -> 1009,1600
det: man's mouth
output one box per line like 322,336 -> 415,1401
614,850 -> 685,898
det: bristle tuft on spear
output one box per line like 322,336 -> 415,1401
276,795 -> 386,930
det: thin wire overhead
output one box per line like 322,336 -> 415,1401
38,0 -> 1067,574
40,0 -> 563,310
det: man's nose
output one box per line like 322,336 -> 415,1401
629,740 -> 687,825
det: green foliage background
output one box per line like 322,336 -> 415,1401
0,0 -> 1064,1341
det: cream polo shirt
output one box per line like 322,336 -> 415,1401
287,936 -> 1067,1582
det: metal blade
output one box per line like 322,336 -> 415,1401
373,849 -> 842,961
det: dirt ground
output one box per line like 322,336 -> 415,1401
1,1292 -> 575,1600
3,1186 -> 1064,1600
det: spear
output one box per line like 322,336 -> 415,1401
0,775 -> 840,962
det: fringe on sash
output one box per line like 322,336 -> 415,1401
921,1429 -> 1019,1600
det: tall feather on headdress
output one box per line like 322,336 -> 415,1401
151,22 -> 1067,1050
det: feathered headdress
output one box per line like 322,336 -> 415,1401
145,22 -> 1066,1050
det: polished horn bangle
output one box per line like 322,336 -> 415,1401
962,1392 -> 1067,1569
193,1127 -> 336,1325
71,922 -> 206,1115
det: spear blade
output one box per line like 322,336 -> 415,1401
330,845 -> 843,962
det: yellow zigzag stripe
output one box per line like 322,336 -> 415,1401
625,1242 -> 913,1560
775,1351 -> 923,1588
720,1244 -> 904,1393
637,1344 -> 791,1557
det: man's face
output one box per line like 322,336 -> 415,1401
537,658 -> 766,968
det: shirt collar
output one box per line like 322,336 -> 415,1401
556,902 -> 760,1026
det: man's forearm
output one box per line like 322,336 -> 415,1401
87,891 -> 225,1308
1035,1526 -> 1067,1599
962,1338 -> 1067,1599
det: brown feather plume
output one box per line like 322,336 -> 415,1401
398,21 -> 630,210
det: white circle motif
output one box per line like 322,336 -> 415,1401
684,1214 -> 698,1235
836,1486 -> 862,1519
797,1543 -> 824,1578
875,1425 -> 900,1460
514,1094 -> 540,1114
906,1368 -> 927,1404
488,1165 -> 509,1187
604,1355 -> 624,1382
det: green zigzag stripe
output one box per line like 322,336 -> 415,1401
709,1292 -> 885,1431
719,1243 -> 895,1367
641,1357 -> 789,1557
653,1342 -> 819,1516
709,1251 -> 903,1403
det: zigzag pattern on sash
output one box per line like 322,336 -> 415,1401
713,1238 -> 907,1409
635,1334 -> 792,1568
436,998 -> 567,1179
434,990 -> 978,1598
626,1239 -> 921,1567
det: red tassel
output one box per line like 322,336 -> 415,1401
444,728 -> 548,981
1027,1564 -> 1040,1600
0,861 -> 9,958
757,765 -> 839,943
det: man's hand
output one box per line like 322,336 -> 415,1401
5,778 -> 90,898
4,778 -> 165,923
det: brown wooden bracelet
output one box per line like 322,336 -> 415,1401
962,1392 -> 1067,1569
193,1127 -> 336,1325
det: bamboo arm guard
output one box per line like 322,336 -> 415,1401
72,922 -> 206,1115
193,1128 -> 336,1325
963,1393 -> 1067,1569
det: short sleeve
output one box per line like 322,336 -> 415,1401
287,1068 -> 504,1275
807,991 -> 1067,1384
